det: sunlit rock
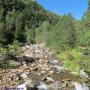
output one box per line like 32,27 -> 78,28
20,72 -> 28,80
80,70 -> 90,80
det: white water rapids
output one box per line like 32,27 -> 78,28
71,81 -> 89,90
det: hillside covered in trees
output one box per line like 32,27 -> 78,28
0,0 -> 90,74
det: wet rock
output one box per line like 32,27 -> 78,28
22,61 -> 27,67
71,81 -> 83,90
53,65 -> 65,73
37,82 -> 49,90
49,81 -> 61,90
49,59 -> 59,66
49,84 -> 56,90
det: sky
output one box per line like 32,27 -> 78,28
37,0 -> 88,19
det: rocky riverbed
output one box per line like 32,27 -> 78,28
0,43 -> 90,90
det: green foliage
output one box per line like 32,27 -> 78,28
15,13 -> 26,43
35,21 -> 51,43
56,47 -> 90,73
0,40 -> 21,69
0,22 -> 6,46
78,55 -> 90,72
0,0 -> 58,45
0,48 -> 10,69
7,40 -> 22,56
64,60 -> 80,72
43,15 -> 76,52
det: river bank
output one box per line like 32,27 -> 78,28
0,43 -> 90,90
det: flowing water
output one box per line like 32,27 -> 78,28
37,82 -> 49,90
17,58 -> 90,90
71,81 -> 90,90
48,59 -> 90,90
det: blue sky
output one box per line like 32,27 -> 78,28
37,0 -> 88,19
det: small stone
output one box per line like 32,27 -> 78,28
49,71 -> 54,74
41,71 -> 46,74
20,73 -> 28,80
37,73 -> 41,76
62,82 -> 68,88
45,67 -> 50,71
46,77 -> 54,82
30,68 -> 34,71
11,75 -> 19,81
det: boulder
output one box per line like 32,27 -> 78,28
20,72 -> 28,80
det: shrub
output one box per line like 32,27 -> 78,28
0,41 -> 22,69
7,40 -> 22,56
0,48 -> 10,69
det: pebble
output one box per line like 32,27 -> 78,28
20,73 -> 28,80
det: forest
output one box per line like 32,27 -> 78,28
0,0 -> 90,74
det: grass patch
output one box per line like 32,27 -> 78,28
56,48 -> 82,60
55,48 -> 83,73
64,60 -> 80,72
